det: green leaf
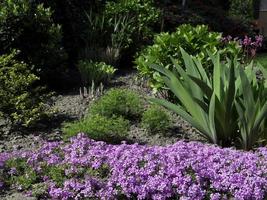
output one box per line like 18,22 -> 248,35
208,92 -> 217,143
150,98 -> 210,140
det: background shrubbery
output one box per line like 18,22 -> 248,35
104,0 -> 160,44
0,0 -> 67,88
156,0 -> 254,37
136,24 -> 241,97
0,51 -> 49,127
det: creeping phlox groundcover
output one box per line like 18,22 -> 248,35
0,133 -> 267,200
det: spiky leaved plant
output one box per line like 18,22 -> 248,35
151,49 -> 267,149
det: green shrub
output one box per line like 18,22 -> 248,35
89,89 -> 144,120
80,11 -> 134,66
34,0 -> 105,65
62,115 -> 129,143
0,50 -> 49,127
0,0 -> 67,87
157,2 -> 253,38
135,24 -> 241,95
141,105 -> 171,134
78,60 -> 117,86
151,49 -> 267,150
104,0 -> 160,44
229,0 -> 255,20
81,0 -> 160,66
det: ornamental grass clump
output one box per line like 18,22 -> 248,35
1,133 -> 267,199
78,60 -> 117,86
151,49 -> 267,150
62,115 -> 129,143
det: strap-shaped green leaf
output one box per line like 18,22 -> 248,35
239,68 -> 255,120
208,92 -> 217,143
150,98 -> 210,140
212,53 -> 222,101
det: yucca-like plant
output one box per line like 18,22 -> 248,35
235,64 -> 267,150
151,49 -> 267,149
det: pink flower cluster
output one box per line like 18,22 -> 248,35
222,35 -> 264,59
1,133 -> 267,200
242,35 -> 263,48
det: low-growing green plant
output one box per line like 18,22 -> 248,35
0,50 -> 49,127
151,49 -> 267,150
78,60 -> 117,86
89,89 -> 144,120
141,105 -> 171,134
63,115 -> 130,143
42,164 -> 66,187
31,183 -> 48,198
4,158 -> 38,190
135,24 -> 241,97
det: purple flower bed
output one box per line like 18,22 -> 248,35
1,133 -> 267,200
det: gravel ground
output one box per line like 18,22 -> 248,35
0,70 -> 205,152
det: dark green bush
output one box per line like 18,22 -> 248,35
80,0 -> 160,67
0,0 -> 67,87
78,60 -> 117,86
0,50 -> 49,127
104,0 -> 160,44
229,0 -> 254,20
36,0 -> 105,65
62,115 -> 129,143
89,89 -> 144,120
141,105 -> 171,134
135,24 -> 242,96
80,11 -> 134,66
157,2 -> 253,37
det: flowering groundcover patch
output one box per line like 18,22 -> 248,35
0,133 -> 267,200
